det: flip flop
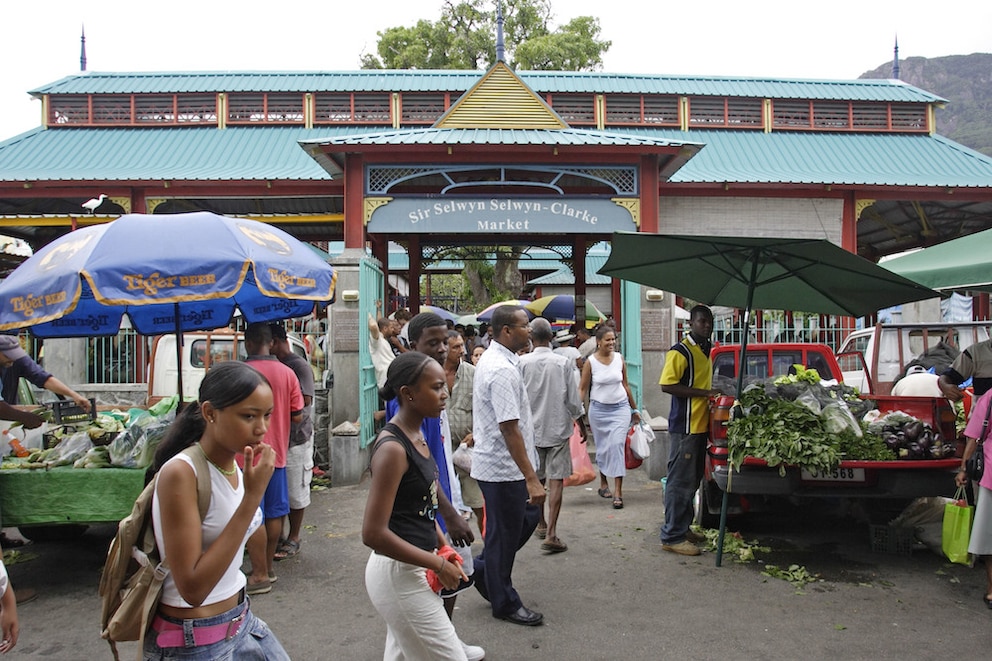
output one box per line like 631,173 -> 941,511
246,579 -> 272,596
0,534 -> 32,548
597,487 -> 613,499
612,498 -> 624,510
274,539 -> 300,561
984,595 -> 992,609
534,524 -> 548,540
15,587 -> 37,604
540,537 -> 568,553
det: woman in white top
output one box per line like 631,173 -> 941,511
146,361 -> 289,660
579,326 -> 639,509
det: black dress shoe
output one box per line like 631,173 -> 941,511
497,605 -> 543,626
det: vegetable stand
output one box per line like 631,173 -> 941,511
0,466 -> 145,526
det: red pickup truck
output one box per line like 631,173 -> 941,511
697,343 -> 961,527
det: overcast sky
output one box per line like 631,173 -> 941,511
1,0 -> 988,138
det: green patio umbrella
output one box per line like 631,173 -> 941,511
599,232 -> 939,565
881,227 -> 992,293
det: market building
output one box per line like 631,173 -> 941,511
2,61 -> 992,466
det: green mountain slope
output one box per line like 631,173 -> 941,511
861,53 -> 992,156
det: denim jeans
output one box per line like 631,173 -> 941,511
660,432 -> 707,544
143,600 -> 289,660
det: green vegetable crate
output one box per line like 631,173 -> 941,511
868,524 -> 916,555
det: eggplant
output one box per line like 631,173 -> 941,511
907,441 -> 925,459
903,420 -> 923,441
895,431 -> 907,446
884,434 -> 902,450
918,433 -> 933,451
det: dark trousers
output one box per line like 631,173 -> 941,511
660,432 -> 707,544
474,479 -> 540,617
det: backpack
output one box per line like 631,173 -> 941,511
99,445 -> 212,661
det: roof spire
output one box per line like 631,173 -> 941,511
80,25 -> 87,72
495,0 -> 505,63
892,34 -> 900,80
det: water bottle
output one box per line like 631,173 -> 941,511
3,429 -> 29,458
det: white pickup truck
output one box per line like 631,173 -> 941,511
835,322 -> 992,395
148,328 -> 309,403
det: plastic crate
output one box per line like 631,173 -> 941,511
44,399 -> 96,425
868,524 -> 916,555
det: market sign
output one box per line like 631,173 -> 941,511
366,197 -> 638,234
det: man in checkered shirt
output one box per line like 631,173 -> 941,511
470,305 -> 546,627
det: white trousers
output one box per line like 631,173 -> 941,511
365,552 -> 468,661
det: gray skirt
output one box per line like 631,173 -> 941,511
590,400 -> 630,478
968,485 -> 992,556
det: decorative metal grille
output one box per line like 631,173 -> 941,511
367,165 -> 638,195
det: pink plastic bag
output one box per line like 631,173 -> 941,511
564,423 -> 596,487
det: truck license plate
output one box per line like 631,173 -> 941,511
800,468 -> 866,482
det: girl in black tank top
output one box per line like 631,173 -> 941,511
361,352 -> 472,658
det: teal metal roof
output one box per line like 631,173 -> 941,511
2,124 -> 990,189
30,70 -> 944,104
0,127 -> 332,182
300,127 -> 700,148
611,128 -> 992,188
528,255 -> 612,286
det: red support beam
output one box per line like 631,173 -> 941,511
639,155 -> 660,234
344,154 -> 365,250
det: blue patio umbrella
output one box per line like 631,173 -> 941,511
0,212 -> 337,397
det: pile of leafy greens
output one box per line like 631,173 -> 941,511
726,366 -> 891,474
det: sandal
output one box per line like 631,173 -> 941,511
984,595 -> 992,609
612,498 -> 624,510
540,537 -> 568,553
0,533 -> 32,548
597,487 -> 613,499
246,579 -> 272,596
534,524 -> 548,540
274,539 -> 301,561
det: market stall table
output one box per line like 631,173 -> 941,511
0,466 -> 145,527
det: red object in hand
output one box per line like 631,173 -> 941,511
425,544 -> 463,594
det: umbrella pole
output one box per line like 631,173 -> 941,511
174,303 -> 185,412
715,255 -> 757,567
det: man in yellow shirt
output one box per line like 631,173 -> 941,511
658,305 -> 721,556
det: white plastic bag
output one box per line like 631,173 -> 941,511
629,422 -> 651,460
451,443 -> 472,473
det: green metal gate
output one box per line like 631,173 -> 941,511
358,256 -> 384,448
620,279 -> 643,409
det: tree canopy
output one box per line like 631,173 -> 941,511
360,0 -> 611,71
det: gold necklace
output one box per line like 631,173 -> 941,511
198,443 -> 237,476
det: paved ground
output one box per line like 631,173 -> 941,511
4,465 -> 989,660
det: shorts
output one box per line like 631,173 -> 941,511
536,442 -> 572,481
260,467 -> 289,519
286,437 -> 314,510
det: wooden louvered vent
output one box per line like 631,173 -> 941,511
436,62 -> 567,130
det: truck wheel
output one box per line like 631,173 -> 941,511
693,479 -> 721,529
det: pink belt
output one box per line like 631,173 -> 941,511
151,603 -> 248,649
